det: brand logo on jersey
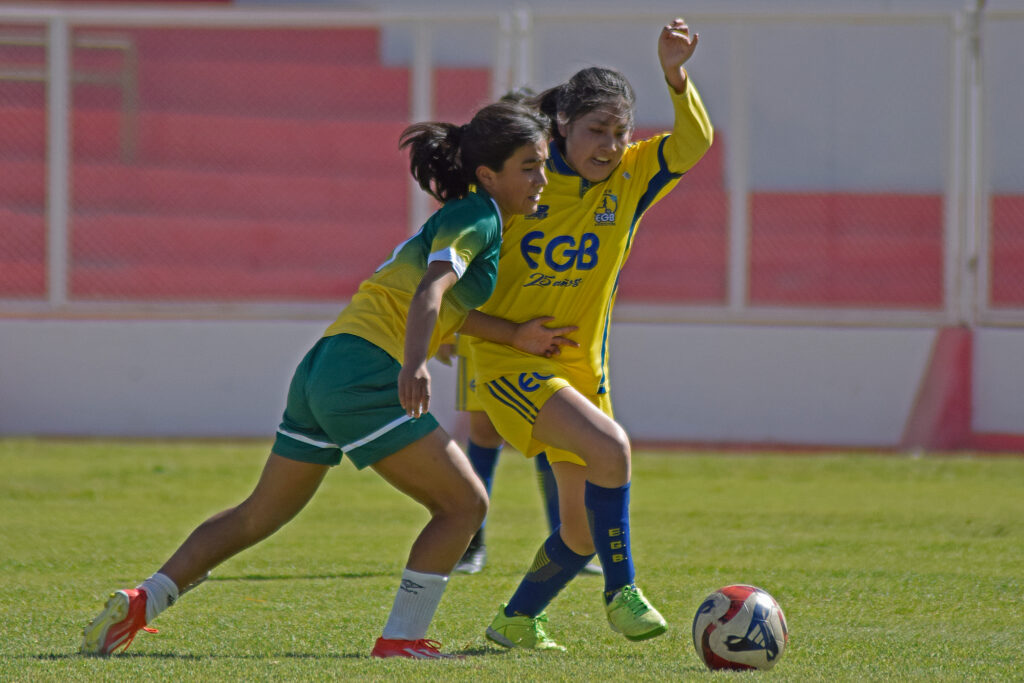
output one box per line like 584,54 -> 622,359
521,230 -> 599,272
526,205 -> 549,220
594,191 -> 618,225
518,372 -> 555,392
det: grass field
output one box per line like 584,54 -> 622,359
1,438 -> 1022,681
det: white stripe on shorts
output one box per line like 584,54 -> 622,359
276,428 -> 338,450
340,414 -> 413,452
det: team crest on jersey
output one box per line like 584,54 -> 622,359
594,191 -> 617,225
526,205 -> 549,220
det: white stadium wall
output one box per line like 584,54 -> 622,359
1,318 -> 1021,451
1,2 -> 1021,451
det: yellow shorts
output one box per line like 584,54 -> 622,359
454,334 -> 483,412
476,372 -> 613,467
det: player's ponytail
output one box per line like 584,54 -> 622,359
400,122 -> 467,203
401,101 -> 549,203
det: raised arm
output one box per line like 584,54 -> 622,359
659,17 -> 714,172
659,17 -> 698,94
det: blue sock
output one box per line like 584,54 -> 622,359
534,452 -> 560,532
467,440 -> 501,540
584,481 -> 635,602
467,440 -> 502,495
506,529 -> 594,618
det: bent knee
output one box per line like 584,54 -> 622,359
434,484 -> 488,527
462,487 -> 488,526
594,424 -> 631,464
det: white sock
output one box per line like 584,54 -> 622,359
381,569 -> 449,640
138,572 -> 180,624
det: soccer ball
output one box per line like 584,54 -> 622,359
691,584 -> 788,671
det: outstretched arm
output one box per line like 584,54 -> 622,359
460,311 -> 579,358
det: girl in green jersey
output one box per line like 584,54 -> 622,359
82,100 -> 577,660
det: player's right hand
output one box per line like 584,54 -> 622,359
398,363 -> 430,417
513,316 -> 580,358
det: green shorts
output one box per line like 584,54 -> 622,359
273,334 -> 439,469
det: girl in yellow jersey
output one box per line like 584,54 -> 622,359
81,101 -> 578,660
473,19 -> 714,649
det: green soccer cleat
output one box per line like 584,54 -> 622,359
605,584 -> 668,641
485,603 -> 566,651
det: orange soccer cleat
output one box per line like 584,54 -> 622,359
370,637 -> 462,659
81,588 -> 157,655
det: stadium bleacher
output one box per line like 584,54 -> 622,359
0,25 -> 1020,307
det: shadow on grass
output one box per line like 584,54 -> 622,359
206,571 -> 390,582
34,646 -> 498,661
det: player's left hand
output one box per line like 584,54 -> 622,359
658,18 -> 699,81
512,316 -> 580,358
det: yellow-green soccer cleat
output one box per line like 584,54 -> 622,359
605,584 -> 668,641
485,603 -> 566,651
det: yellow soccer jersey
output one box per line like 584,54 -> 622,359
469,81 -> 713,395
325,188 -> 503,364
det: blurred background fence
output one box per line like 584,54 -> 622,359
0,3 -> 1021,327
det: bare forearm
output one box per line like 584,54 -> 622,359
460,311 -> 579,358
458,310 -> 519,346
664,64 -> 688,94
404,288 -> 441,368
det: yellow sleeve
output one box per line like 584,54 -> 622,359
663,77 -> 714,174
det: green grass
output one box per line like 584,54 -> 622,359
1,438 -> 1022,681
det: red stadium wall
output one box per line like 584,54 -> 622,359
4,27 -> 1021,310
1,21 -> 1021,450
0,25 -> 491,302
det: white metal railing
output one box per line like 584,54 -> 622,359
0,2 -> 1018,327
0,28 -> 138,160
0,5 -> 514,313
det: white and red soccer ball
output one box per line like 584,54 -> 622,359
692,584 -> 789,671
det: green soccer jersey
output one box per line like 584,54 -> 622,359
325,187 -> 503,363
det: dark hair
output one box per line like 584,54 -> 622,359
400,101 -> 550,203
533,67 -> 636,147
499,86 -> 537,104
